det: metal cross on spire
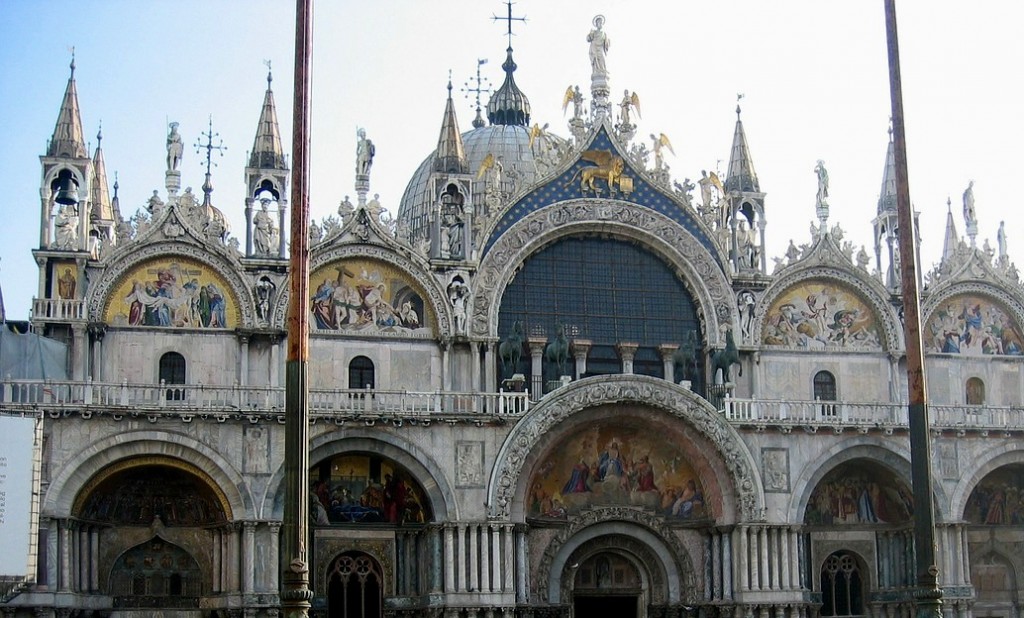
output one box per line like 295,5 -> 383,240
492,0 -> 527,49
462,59 -> 492,112
195,115 -> 227,177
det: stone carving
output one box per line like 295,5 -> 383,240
54,204 -> 79,250
762,447 -> 790,493
455,441 -> 484,487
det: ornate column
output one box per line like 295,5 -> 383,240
733,525 -> 748,592
442,341 -> 451,392
479,524 -> 490,593
616,342 -> 638,374
444,524 -> 456,592
472,342 -> 482,394
269,334 -> 281,387
243,521 -> 256,593
571,339 -> 591,380
659,344 -> 679,383
457,524 -> 468,593
490,524 -> 501,593
528,337 -> 546,396
711,530 -> 722,600
515,524 -> 528,604
469,524 -> 480,592
239,333 -> 251,387
245,199 -> 254,256
502,524 -> 514,593
89,324 -> 106,382
484,340 -> 497,393
268,522 -> 281,592
428,525 -> 443,593
58,519 -> 71,592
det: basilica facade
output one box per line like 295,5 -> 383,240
2,12 -> 1024,618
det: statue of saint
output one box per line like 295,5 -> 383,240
963,180 -> 977,227
253,200 -> 278,255
166,122 -> 183,171
356,128 -> 375,177
587,15 -> 610,78
54,204 -> 79,250
814,159 -> 829,207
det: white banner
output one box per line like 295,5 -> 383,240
0,415 -> 40,578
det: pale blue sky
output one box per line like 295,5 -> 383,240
1,1 -> 1021,319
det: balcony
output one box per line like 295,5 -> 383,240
0,379 -> 530,422
32,297 -> 86,322
723,397 -> 1024,433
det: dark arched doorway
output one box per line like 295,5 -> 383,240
819,550 -> 865,617
572,551 -> 642,617
327,551 -> 383,618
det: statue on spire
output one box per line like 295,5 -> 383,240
166,122 -> 183,172
962,180 -> 977,227
356,128 -> 375,177
587,15 -> 610,79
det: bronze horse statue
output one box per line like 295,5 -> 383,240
711,326 -> 742,384
545,324 -> 571,377
498,321 -> 525,378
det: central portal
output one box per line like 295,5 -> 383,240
572,552 -> 643,617
574,594 -> 638,616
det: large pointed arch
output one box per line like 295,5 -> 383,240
486,375 -> 763,522
471,200 -> 736,347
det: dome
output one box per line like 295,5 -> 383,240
398,124 -> 551,243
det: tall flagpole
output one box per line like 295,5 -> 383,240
281,0 -> 313,616
884,2 -> 943,617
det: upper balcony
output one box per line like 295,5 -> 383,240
1,378 -> 1022,434
32,298 -> 86,322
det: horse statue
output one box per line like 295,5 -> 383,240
498,321 -> 525,378
545,324 -> 571,377
710,326 -> 742,384
672,331 -> 700,382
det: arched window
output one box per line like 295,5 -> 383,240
159,352 -> 186,401
327,551 -> 383,618
820,551 -> 864,617
349,356 -> 375,390
966,377 -> 985,406
813,370 -> 837,417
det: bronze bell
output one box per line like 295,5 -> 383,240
54,176 -> 79,205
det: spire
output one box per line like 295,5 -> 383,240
48,54 -> 87,159
434,79 -> 468,174
249,67 -> 287,170
878,125 -> 897,214
942,197 -> 959,262
486,47 -> 531,127
90,126 -> 114,221
724,104 -> 759,192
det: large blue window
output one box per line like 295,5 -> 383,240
498,236 -> 702,384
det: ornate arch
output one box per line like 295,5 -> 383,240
921,281 -> 1024,354
264,429 -> 458,521
87,241 -> 256,328
471,199 -> 735,346
753,266 -> 902,352
486,375 -> 763,522
43,430 -> 251,519
537,511 -> 698,605
788,439 -> 949,523
949,446 -> 1024,521
273,244 -> 452,337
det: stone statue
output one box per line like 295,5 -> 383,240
356,128 -> 374,177
814,159 -> 829,206
146,190 -> 165,214
587,15 -> 610,78
618,90 -> 640,126
338,196 -> 354,225
963,180 -> 976,227
253,200 -> 278,255
570,85 -> 584,120
856,245 -> 871,270
166,122 -> 183,172
54,204 -> 79,250
255,276 -> 275,323
998,221 -> 1007,259
366,194 -> 383,222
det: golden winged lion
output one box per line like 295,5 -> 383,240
565,150 -> 627,195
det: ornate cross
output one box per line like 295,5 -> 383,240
492,0 -> 527,48
195,115 -> 227,176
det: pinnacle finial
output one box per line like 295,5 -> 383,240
264,59 -> 273,87
69,46 -> 76,75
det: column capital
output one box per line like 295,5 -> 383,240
527,337 -> 547,355
658,343 -> 679,361
616,342 -> 638,361
571,338 -> 593,357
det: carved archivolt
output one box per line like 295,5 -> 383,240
753,266 -> 903,352
470,199 -> 735,346
272,244 -> 452,337
486,375 -> 763,522
87,240 -> 256,328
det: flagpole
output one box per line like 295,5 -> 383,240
281,0 -> 313,615
884,2 -> 943,617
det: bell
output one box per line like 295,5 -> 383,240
54,177 -> 79,205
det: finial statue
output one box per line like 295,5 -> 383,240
587,15 -> 610,79
963,180 -> 977,227
998,220 -> 1007,259
356,128 -> 375,177
814,160 -> 829,207
166,122 -> 183,172
618,90 -> 640,127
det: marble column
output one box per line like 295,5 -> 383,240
239,335 -> 250,387
268,523 -> 281,592
479,524 -> 490,593
457,524 -> 468,592
528,337 -> 546,396
616,342 -> 638,374
515,525 -> 528,604
571,339 -> 592,380
485,340 -> 497,393
444,524 -> 456,592
242,522 -> 256,593
58,519 -> 71,592
469,524 -> 480,592
472,342 -> 482,394
659,343 -> 679,382
503,524 -> 514,593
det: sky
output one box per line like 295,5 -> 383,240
1,1 -> 1021,320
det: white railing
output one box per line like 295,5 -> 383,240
31,298 -> 86,321
0,379 -> 530,419
724,398 -> 1024,431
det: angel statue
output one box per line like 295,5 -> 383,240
698,169 -> 724,210
562,85 -> 584,120
650,133 -> 675,171
618,90 -> 641,126
477,153 -> 503,188
528,123 -> 550,150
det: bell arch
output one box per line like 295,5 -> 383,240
472,199 -> 736,347
487,374 -> 763,522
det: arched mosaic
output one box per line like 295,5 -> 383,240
75,458 -> 231,526
311,452 -> 433,525
102,256 -> 241,328
527,419 -> 708,522
804,460 -> 912,526
762,279 -> 882,350
924,294 -> 1024,356
964,464 -> 1024,524
309,257 -> 435,337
